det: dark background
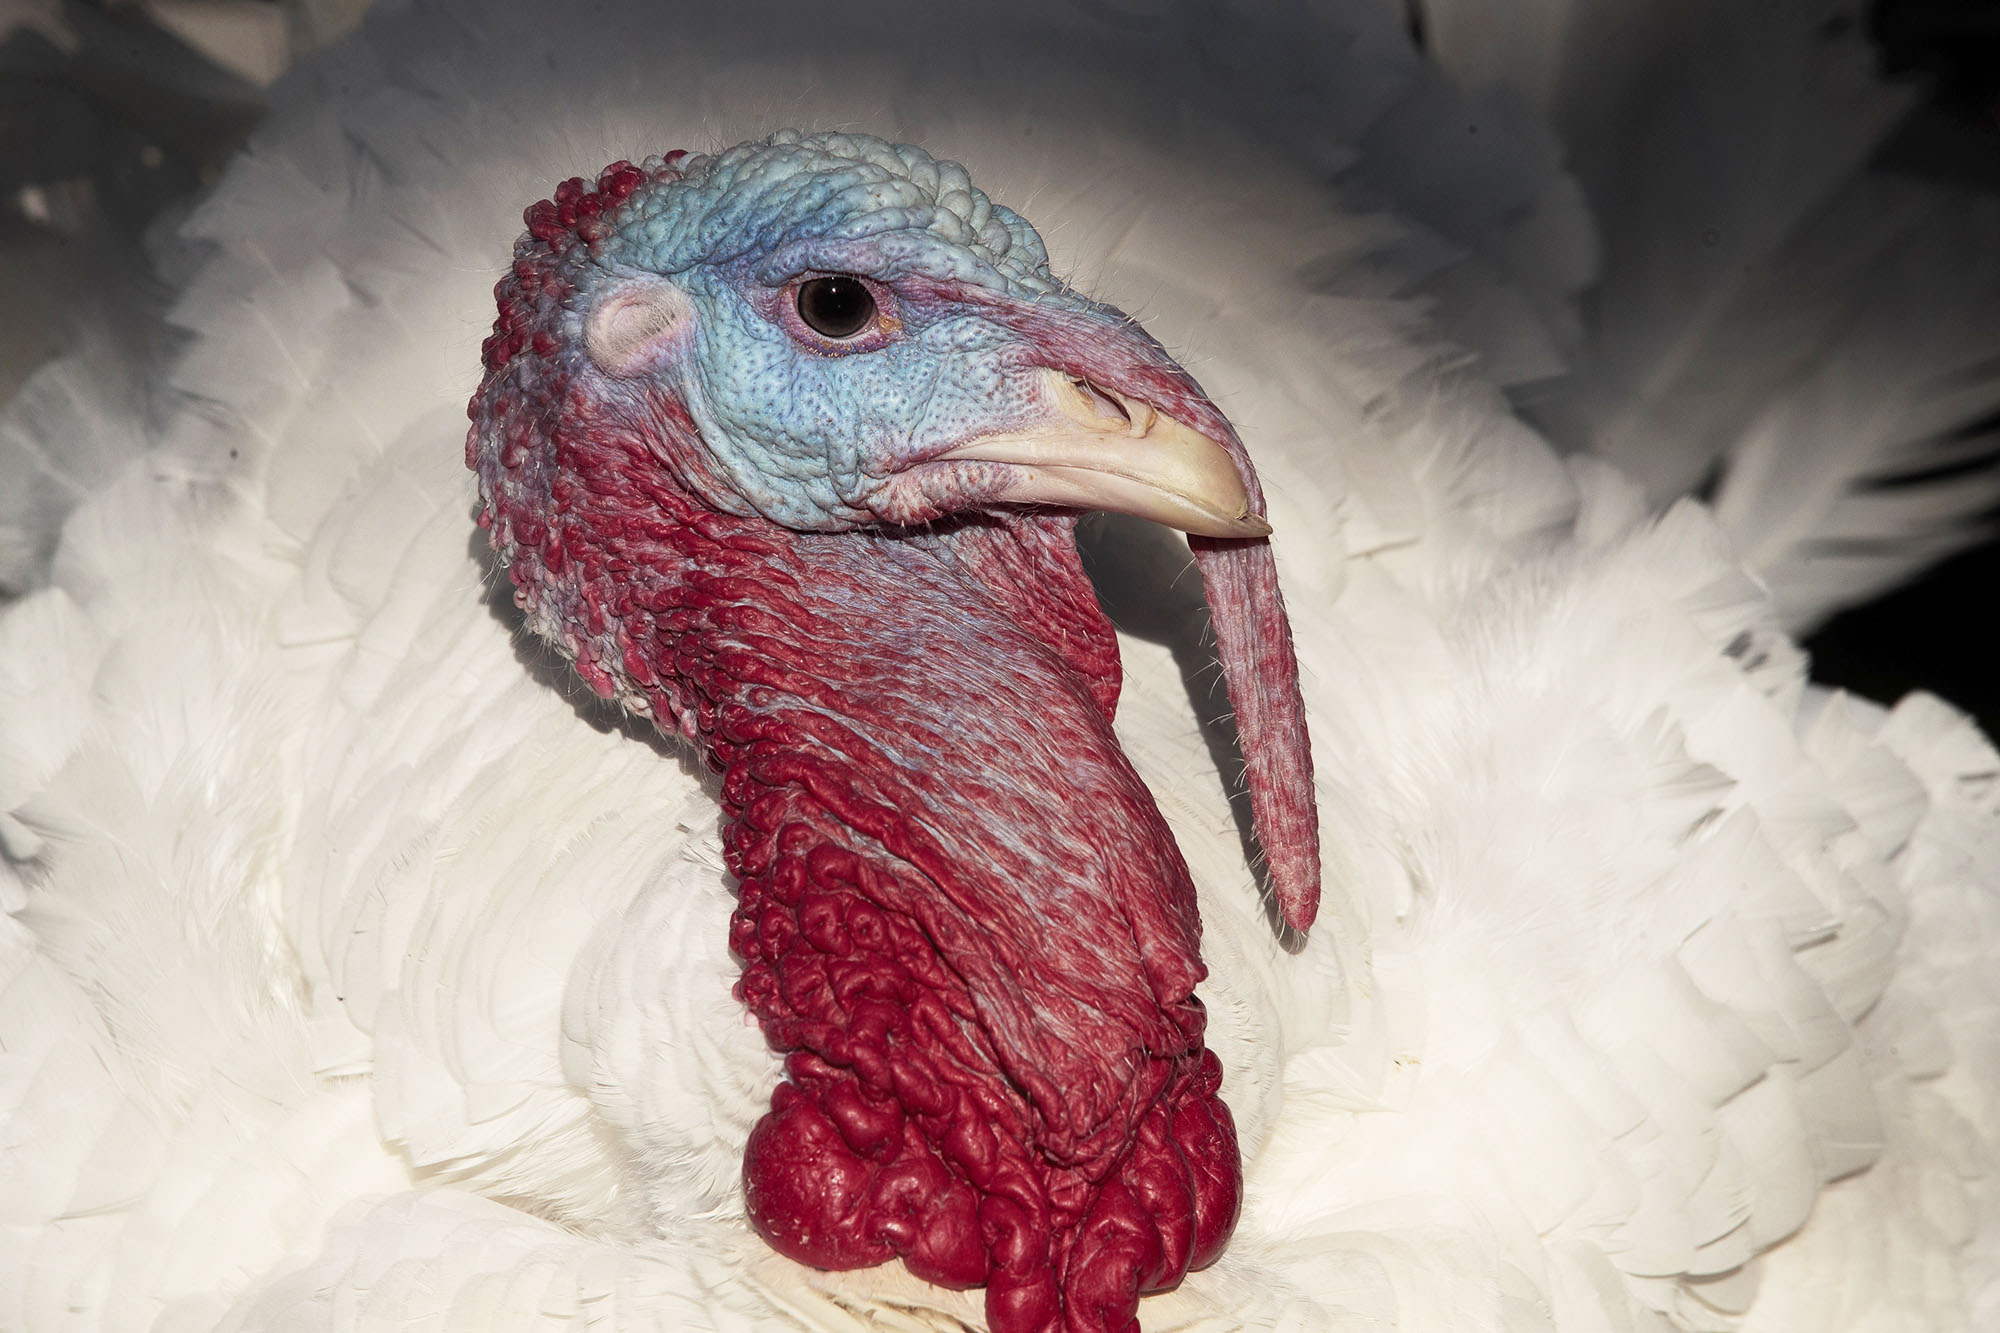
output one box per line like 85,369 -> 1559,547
1803,1 -> 2000,739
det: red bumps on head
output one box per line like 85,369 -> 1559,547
509,156 -> 687,273
599,160 -> 643,201
576,193 -> 609,243
525,198 -> 566,246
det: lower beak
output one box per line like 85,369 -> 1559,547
935,370 -> 1272,539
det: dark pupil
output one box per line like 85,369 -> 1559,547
797,275 -> 876,339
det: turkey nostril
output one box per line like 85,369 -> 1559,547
1070,375 -> 1133,427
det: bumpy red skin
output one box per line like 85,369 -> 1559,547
469,165 -> 1241,1333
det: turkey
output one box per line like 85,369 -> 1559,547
1,2 -> 1997,1332
466,134 -> 1316,1332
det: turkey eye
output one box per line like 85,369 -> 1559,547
796,275 -> 876,339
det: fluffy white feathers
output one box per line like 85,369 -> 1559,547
1416,0 -> 2000,633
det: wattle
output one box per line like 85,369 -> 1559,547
471,270 -> 1241,1333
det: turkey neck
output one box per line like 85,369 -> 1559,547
717,514 -> 1209,1144
495,415 -> 1242,1332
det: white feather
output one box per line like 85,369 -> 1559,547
1415,0 -> 2000,631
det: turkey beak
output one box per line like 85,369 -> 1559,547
936,369 -> 1273,539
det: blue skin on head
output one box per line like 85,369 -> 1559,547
560,131 -> 1140,532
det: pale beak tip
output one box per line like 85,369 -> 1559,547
1209,510 -> 1272,539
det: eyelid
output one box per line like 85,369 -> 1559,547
780,272 -> 903,354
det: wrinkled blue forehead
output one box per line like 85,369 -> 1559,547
594,130 -> 1061,298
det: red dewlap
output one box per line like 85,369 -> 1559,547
471,411 -> 1244,1333
697,509 -> 1241,1333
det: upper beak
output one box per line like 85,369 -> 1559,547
935,369 -> 1272,539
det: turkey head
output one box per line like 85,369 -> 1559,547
466,132 -> 1319,1333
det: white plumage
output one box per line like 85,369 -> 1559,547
1,2 -> 1996,1330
